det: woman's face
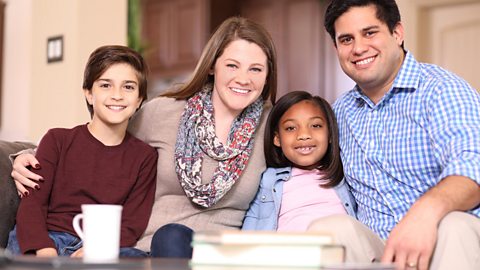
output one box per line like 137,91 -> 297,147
211,39 -> 268,117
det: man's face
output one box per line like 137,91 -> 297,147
334,5 -> 405,102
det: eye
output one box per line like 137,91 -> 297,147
250,67 -> 263,73
312,124 -> 323,128
99,83 -> 110,89
226,63 -> 238,69
284,126 -> 296,132
124,84 -> 137,91
365,30 -> 377,37
338,36 -> 353,45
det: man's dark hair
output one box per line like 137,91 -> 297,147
324,0 -> 401,45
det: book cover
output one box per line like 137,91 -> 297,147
193,230 -> 333,245
191,231 -> 344,267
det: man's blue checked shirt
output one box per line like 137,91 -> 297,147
334,52 -> 480,239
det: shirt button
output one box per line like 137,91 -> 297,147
261,195 -> 266,202
273,188 -> 276,192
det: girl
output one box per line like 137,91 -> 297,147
242,91 -> 355,231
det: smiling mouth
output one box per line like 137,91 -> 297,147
106,105 -> 126,111
230,87 -> 251,94
294,146 -> 316,154
354,56 -> 375,66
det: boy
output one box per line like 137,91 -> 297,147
7,45 -> 157,257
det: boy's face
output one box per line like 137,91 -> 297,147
84,63 -> 142,129
333,5 -> 404,100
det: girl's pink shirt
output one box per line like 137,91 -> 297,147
277,167 -> 347,232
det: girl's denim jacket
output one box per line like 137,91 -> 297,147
242,167 -> 357,230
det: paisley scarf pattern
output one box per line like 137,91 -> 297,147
175,84 -> 263,207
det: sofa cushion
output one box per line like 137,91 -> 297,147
0,140 -> 36,248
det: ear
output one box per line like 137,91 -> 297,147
84,89 -> 93,105
392,22 -> 404,46
273,132 -> 281,147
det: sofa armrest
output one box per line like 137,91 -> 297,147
0,140 -> 36,248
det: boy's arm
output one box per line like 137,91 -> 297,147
119,147 -> 158,247
16,130 -> 59,254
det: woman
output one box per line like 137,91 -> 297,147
11,17 -> 278,258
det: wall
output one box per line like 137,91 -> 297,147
397,0 -> 480,91
0,0 -> 127,142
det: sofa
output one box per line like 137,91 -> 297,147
0,140 -> 36,248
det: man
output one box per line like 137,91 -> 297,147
309,1 -> 480,270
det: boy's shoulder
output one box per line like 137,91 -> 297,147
44,124 -> 86,139
125,133 -> 157,156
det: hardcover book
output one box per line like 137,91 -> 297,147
191,230 -> 345,267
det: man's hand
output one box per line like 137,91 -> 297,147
382,175 -> 480,270
36,248 -> 58,257
381,202 -> 438,270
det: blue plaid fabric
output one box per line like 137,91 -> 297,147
334,52 -> 480,239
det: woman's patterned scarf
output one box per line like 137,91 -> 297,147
175,84 -> 263,207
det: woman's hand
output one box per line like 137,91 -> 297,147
11,153 -> 43,197
70,247 -> 84,258
36,248 -> 58,257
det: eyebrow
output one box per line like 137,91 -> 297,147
336,25 -> 380,40
97,78 -> 138,85
224,58 -> 266,67
281,116 -> 325,124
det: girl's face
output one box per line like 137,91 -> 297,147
274,100 -> 329,170
211,39 -> 268,117
84,63 -> 142,129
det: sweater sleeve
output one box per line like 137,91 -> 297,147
119,146 -> 158,247
16,130 -> 60,254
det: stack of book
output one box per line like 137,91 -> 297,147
190,230 -> 345,268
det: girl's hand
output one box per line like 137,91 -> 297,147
70,247 -> 84,258
36,248 -> 58,257
11,153 -> 43,197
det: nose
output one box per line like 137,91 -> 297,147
111,87 -> 123,100
235,69 -> 251,85
352,38 -> 368,55
297,127 -> 311,141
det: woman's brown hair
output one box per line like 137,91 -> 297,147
162,16 -> 277,104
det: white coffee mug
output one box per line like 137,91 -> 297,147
72,204 -> 123,263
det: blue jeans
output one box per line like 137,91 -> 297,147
7,226 -> 147,257
150,223 -> 193,258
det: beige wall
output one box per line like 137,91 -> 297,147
0,0 -> 127,142
1,0 -> 477,142
397,0 -> 480,91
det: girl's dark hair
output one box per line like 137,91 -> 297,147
264,91 -> 343,187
